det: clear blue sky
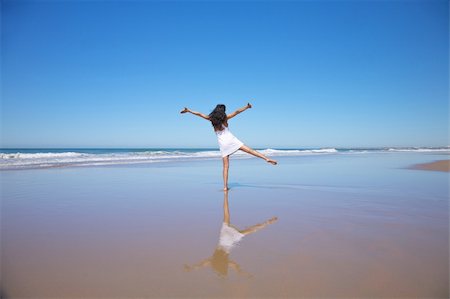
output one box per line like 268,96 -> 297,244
1,0 -> 448,148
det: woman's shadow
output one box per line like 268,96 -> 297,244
184,190 -> 278,278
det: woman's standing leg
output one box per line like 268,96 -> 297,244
223,155 -> 230,191
239,145 -> 277,165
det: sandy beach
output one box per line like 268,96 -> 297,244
411,159 -> 450,172
1,152 -> 449,298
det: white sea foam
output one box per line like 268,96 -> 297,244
0,150 -> 222,169
0,152 -> 86,159
387,148 -> 450,152
260,148 -> 338,155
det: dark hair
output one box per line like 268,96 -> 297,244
211,248 -> 229,277
209,104 -> 227,131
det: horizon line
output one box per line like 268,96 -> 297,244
0,146 -> 449,150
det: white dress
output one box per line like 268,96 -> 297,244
218,223 -> 245,253
215,125 -> 244,157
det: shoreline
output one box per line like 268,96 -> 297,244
410,160 -> 450,172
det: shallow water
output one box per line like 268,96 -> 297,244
1,153 -> 449,298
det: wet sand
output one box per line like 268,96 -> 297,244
411,159 -> 450,172
1,153 -> 449,298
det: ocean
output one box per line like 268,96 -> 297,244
1,147 -> 449,170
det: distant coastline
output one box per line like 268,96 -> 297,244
410,160 -> 450,172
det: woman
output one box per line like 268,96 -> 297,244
180,103 -> 277,191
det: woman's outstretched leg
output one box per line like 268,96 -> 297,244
239,145 -> 277,165
223,155 -> 230,191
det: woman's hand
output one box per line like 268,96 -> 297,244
180,107 -> 190,114
246,102 -> 252,109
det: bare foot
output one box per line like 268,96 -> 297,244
266,159 -> 277,165
268,217 -> 278,224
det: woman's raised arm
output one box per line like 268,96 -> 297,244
227,103 -> 252,120
180,107 -> 210,120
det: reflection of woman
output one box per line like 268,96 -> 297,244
181,103 -> 277,191
184,191 -> 277,277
